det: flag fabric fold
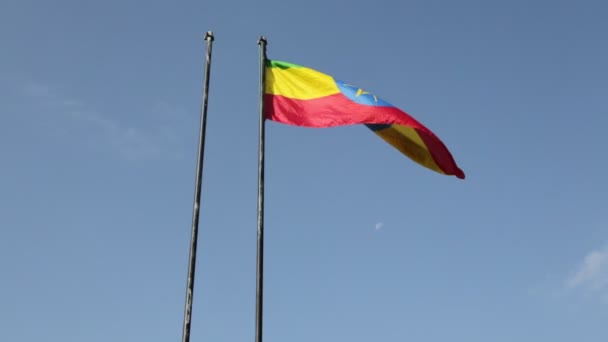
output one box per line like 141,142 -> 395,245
263,60 -> 465,179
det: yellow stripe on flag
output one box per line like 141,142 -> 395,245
265,66 -> 340,100
373,125 -> 445,174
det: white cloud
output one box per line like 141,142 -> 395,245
67,109 -> 161,160
566,246 -> 608,298
22,82 -> 181,160
23,83 -> 51,97
23,82 -> 84,108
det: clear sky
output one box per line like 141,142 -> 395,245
1,0 -> 607,341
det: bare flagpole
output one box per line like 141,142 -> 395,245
181,31 -> 214,342
255,35 -> 267,342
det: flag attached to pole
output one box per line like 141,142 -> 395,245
263,60 -> 465,179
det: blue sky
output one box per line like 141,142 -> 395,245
1,0 -> 607,341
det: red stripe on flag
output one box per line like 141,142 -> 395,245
264,93 -> 464,179
264,93 -> 423,128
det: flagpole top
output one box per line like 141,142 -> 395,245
204,31 -> 214,41
258,36 -> 267,45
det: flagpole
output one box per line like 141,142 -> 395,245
255,35 -> 267,342
181,31 -> 214,342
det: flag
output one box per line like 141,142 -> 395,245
263,60 -> 465,179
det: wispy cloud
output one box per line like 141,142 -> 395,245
67,108 -> 162,160
21,82 -> 184,160
375,222 -> 384,231
23,82 -> 84,108
565,246 -> 608,301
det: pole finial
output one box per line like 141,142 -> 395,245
204,31 -> 214,41
258,36 -> 267,45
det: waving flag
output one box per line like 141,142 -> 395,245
263,60 -> 465,179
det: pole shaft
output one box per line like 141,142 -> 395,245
181,31 -> 214,342
255,36 -> 267,342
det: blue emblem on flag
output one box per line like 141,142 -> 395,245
335,80 -> 393,107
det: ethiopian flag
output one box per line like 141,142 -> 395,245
263,60 -> 465,179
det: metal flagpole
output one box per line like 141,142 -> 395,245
181,31 -> 214,342
255,35 -> 267,342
